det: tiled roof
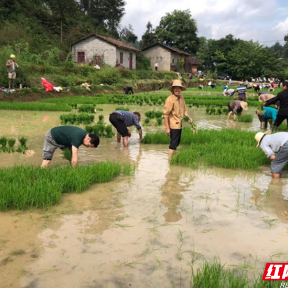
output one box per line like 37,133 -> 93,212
71,34 -> 140,53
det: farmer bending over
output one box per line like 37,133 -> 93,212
227,100 -> 248,121
255,132 -> 288,178
41,126 -> 99,168
109,110 -> 142,147
164,79 -> 192,158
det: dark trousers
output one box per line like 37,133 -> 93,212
273,115 -> 288,128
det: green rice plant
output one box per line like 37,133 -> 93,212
155,117 -> 163,127
145,111 -> 163,119
104,125 -> 114,138
68,103 -> 77,109
96,107 -> 104,111
0,137 -> 8,152
19,137 -> 28,148
237,115 -> 253,122
97,115 -> 105,125
190,259 -> 281,288
143,128 -> 270,170
60,114 -> 94,125
183,116 -> 190,122
115,107 -> 129,111
78,105 -> 96,113
144,117 -> 150,125
62,148 -> 72,161
0,102 -> 72,111
0,161 -> 132,210
7,138 -> 16,153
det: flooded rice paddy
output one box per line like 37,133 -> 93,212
1,106 -> 288,288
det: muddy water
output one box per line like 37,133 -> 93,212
0,107 -> 287,288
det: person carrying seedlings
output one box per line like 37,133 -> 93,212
163,79 -> 192,157
236,83 -> 247,101
109,110 -> 142,147
256,107 -> 278,129
41,126 -> 99,168
255,131 -> 288,178
227,100 -> 248,121
262,80 -> 288,131
6,54 -> 19,91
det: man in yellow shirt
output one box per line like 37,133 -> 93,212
163,79 -> 192,157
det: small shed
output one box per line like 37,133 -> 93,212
141,43 -> 201,72
71,34 -> 140,70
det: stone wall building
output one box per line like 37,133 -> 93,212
141,44 -> 201,73
71,34 -> 140,70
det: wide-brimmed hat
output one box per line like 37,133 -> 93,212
10,54 -> 16,58
255,131 -> 270,148
168,79 -> 186,91
240,101 -> 248,110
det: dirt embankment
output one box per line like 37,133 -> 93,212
0,79 -> 217,102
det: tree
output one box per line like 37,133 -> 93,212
79,0 -> 125,37
140,21 -> 158,49
155,9 -> 199,54
119,24 -> 137,44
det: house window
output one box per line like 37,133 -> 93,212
77,51 -> 85,63
172,59 -> 174,64
120,52 -> 123,64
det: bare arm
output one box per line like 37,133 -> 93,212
71,146 -> 78,168
138,129 -> 142,141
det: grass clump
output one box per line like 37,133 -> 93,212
145,111 -> 163,118
0,162 -> 133,210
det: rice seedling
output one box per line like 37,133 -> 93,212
115,107 -> 129,111
237,115 -> 253,122
190,259 -> 280,288
155,117 -> 163,127
85,124 -> 114,138
7,138 -> 16,153
78,105 -> 96,113
0,161 -> 132,210
62,148 -> 72,161
145,111 -> 163,119
0,102 -> 72,111
19,137 -> 28,148
144,117 -> 150,125
0,137 -> 8,152
97,115 -> 105,125
60,113 -> 94,125
143,128 -> 270,170
183,116 -> 190,122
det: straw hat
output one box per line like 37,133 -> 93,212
168,79 -> 186,91
240,101 -> 248,110
255,131 -> 270,148
10,54 -> 16,58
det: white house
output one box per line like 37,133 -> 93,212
71,34 -> 140,70
141,43 -> 201,73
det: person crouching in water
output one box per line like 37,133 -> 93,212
227,100 -> 248,121
163,79 -> 192,158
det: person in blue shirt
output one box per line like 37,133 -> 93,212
109,110 -> 142,147
256,107 -> 278,129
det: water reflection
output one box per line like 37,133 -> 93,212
161,169 -> 184,222
251,178 -> 288,222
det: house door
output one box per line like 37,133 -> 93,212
129,53 -> 133,70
